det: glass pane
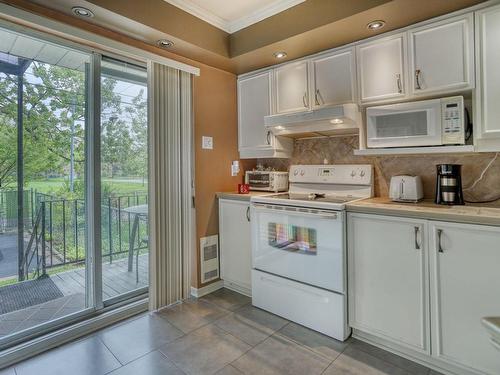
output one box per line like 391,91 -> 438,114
375,111 -> 428,138
268,223 -> 317,254
100,57 -> 148,301
0,27 -> 90,340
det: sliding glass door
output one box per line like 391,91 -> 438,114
0,22 -> 148,348
100,57 -> 148,302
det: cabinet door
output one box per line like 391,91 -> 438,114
274,61 -> 309,114
219,199 -> 252,295
474,4 -> 500,151
429,221 -> 500,375
238,72 -> 273,152
312,48 -> 356,108
348,213 -> 430,353
357,34 -> 406,103
409,14 -> 474,96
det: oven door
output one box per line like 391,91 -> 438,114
251,203 -> 345,293
366,99 -> 442,148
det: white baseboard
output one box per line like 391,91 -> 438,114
222,280 -> 251,297
190,280 -> 224,298
352,329 -> 483,375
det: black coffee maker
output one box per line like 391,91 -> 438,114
435,164 -> 464,205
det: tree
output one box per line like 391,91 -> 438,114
0,60 -> 147,195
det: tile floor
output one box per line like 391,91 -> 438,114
1,288 -> 442,375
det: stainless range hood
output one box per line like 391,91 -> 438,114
264,104 -> 362,138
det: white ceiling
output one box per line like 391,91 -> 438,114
164,0 -> 305,33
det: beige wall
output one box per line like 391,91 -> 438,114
192,67 -> 255,288
3,0 -> 254,289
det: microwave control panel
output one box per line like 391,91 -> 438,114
441,96 -> 465,145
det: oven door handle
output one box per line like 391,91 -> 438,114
252,203 -> 339,220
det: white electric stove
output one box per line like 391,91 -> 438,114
250,164 -> 373,341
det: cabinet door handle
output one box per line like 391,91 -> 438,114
316,89 -> 325,105
314,89 -> 320,105
437,229 -> 444,253
266,130 -> 271,145
396,73 -> 403,93
414,226 -> 421,250
415,69 -> 422,90
246,206 -> 250,222
302,92 -> 308,107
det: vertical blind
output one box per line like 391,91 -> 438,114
147,62 -> 193,310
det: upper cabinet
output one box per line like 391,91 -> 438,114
474,4 -> 500,152
274,60 -> 310,114
238,71 -> 293,159
408,14 -> 474,96
357,34 -> 407,103
311,47 -> 356,108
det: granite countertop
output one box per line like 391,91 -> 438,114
346,197 -> 500,226
216,191 -> 273,201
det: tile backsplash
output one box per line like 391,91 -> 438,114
260,136 -> 500,206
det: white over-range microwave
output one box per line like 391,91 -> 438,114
366,96 -> 469,148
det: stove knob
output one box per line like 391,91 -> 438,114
350,170 -> 356,177
300,170 -> 305,176
360,170 -> 365,177
293,169 -> 299,176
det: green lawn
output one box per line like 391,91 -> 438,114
27,177 -> 148,196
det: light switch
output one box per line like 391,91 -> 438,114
202,136 -> 213,149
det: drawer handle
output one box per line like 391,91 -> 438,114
246,206 -> 250,222
266,130 -> 271,145
437,229 -> 444,253
302,92 -> 308,107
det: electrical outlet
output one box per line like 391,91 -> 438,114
202,136 -> 213,150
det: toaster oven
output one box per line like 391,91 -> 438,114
244,171 -> 288,192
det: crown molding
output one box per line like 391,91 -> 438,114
164,0 -> 305,33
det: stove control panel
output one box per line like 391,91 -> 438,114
289,165 -> 373,185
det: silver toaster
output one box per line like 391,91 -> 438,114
389,175 -> 424,203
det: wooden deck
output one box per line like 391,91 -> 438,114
52,254 -> 149,300
0,254 -> 148,339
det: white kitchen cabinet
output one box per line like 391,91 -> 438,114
238,72 -> 293,159
429,221 -> 500,375
347,213 -> 430,353
311,47 -> 356,108
218,199 -> 252,296
409,14 -> 474,96
274,60 -> 310,114
474,4 -> 500,152
357,34 -> 407,103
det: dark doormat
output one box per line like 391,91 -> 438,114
0,277 -> 64,314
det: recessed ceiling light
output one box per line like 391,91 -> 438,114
367,20 -> 386,30
72,6 -> 94,18
157,39 -> 174,49
330,119 -> 344,124
273,51 -> 287,59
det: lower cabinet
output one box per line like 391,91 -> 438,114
218,199 -> 252,296
347,214 -> 430,353
348,213 -> 500,375
429,221 -> 500,375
